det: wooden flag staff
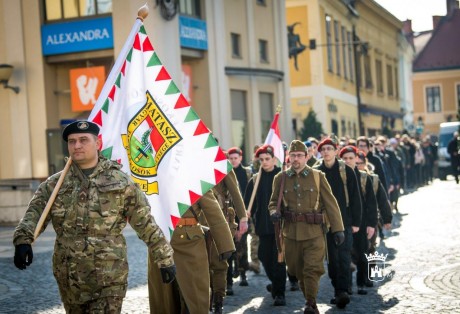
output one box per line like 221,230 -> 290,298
33,158 -> 73,241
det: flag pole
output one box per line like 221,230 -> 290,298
33,158 -> 73,241
246,105 -> 282,217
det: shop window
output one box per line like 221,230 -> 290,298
231,90 -> 248,159
260,92 -> 274,140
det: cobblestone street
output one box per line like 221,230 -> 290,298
0,178 -> 459,313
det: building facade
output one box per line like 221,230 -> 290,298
412,1 -> 460,137
286,0 -> 404,139
0,0 -> 292,182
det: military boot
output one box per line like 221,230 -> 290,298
239,271 -> 248,286
212,295 -> 224,314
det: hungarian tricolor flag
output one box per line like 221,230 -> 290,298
264,111 -> 284,166
88,16 -> 231,239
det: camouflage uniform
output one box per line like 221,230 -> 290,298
13,156 -> 174,312
148,190 -> 235,314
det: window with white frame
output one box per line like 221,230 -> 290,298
426,86 -> 441,112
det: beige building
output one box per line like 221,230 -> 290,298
411,1 -> 460,137
286,0 -> 403,139
0,0 -> 292,184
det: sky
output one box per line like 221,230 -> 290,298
374,0 -> 447,32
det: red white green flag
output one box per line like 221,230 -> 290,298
264,111 -> 284,166
88,18 -> 231,239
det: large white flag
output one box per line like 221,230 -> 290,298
88,17 -> 231,239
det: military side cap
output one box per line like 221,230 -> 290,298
317,138 -> 337,151
304,140 -> 312,148
339,145 -> 358,158
227,146 -> 243,156
62,120 -> 100,142
255,144 -> 274,158
289,140 -> 307,153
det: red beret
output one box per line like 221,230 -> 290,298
227,147 -> 243,156
339,145 -> 358,158
255,144 -> 274,158
317,138 -> 337,152
357,150 -> 367,161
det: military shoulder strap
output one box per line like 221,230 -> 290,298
359,170 -> 367,198
244,166 -> 253,181
370,173 -> 379,195
337,159 -> 349,207
312,169 -> 321,211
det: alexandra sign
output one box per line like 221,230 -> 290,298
41,17 -> 113,56
179,15 -> 208,50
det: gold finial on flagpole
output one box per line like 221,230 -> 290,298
137,3 -> 149,21
276,104 -> 282,113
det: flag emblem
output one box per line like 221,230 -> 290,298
122,91 -> 182,186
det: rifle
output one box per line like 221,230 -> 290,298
274,172 -> 286,263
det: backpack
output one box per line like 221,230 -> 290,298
337,159 -> 349,207
359,170 -> 368,198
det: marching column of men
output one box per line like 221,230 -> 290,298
14,120 -> 400,314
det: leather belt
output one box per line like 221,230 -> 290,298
177,217 -> 199,227
283,212 -> 323,224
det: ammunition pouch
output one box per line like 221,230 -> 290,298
283,211 -> 323,224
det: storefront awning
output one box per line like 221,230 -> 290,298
360,104 -> 404,119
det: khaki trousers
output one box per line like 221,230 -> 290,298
284,236 -> 325,301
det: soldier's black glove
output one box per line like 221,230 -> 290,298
219,251 -> 234,261
160,265 -> 176,284
333,231 -> 345,246
270,212 -> 281,223
14,244 -> 33,270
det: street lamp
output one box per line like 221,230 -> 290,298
0,64 -> 20,94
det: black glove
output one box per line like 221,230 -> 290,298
219,251 -> 234,261
160,265 -> 176,284
333,231 -> 345,246
14,244 -> 33,270
270,211 -> 281,223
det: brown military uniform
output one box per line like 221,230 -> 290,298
13,156 -> 174,312
148,190 -> 235,314
269,165 -> 344,303
209,170 -> 247,303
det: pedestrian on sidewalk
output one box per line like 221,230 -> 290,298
13,121 -> 175,314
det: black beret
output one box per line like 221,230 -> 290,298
62,120 -> 100,142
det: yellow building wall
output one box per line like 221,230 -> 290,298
286,5 -> 311,87
413,69 -> 460,136
357,3 -> 401,117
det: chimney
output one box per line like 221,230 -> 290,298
402,20 -> 413,34
446,0 -> 459,14
432,15 -> 443,29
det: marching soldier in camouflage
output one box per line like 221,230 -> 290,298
269,140 -> 345,314
13,121 -> 175,313
210,170 -> 248,313
148,190 -> 235,314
